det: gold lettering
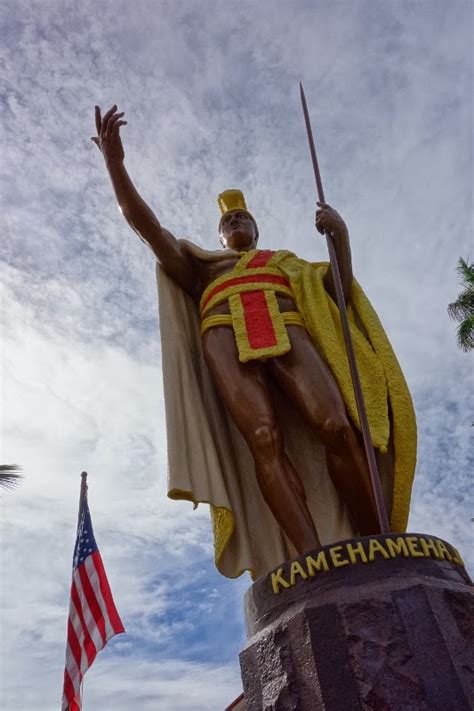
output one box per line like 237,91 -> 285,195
450,546 -> 465,566
406,536 -> 425,558
419,537 -> 439,559
385,537 -> 409,558
436,540 -> 453,561
290,560 -> 308,586
346,541 -> 368,564
306,551 -> 329,575
329,545 -> 350,567
271,568 -> 290,595
368,538 -> 390,561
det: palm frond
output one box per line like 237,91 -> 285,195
0,464 -> 23,490
456,257 -> 474,286
457,315 -> 474,352
448,257 -> 474,352
448,289 -> 474,321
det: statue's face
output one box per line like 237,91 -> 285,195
219,211 -> 258,251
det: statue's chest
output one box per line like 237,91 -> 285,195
200,256 -> 241,293
199,250 -> 281,295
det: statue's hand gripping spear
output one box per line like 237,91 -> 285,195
300,83 -> 390,534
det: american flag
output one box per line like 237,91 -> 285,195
62,496 -> 125,710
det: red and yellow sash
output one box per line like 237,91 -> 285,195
200,250 -> 305,362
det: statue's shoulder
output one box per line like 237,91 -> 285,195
178,239 -> 238,263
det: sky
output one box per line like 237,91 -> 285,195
1,0 -> 473,709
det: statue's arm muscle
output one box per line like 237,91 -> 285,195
106,161 -> 194,293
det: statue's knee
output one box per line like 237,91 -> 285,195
252,422 -> 281,455
322,415 -> 351,446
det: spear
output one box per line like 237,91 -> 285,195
299,82 -> 390,534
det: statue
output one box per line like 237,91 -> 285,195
92,104 -> 417,580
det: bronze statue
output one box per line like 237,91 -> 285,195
92,104 -> 417,579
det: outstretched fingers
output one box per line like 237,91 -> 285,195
91,103 -> 127,162
91,105 -> 102,148
100,104 -> 117,137
111,120 -> 127,137
105,111 -> 126,138
95,105 -> 102,135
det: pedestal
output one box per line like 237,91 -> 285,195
239,533 -> 473,711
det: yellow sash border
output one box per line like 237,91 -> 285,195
228,290 -> 292,362
201,310 -> 306,335
202,279 -> 294,316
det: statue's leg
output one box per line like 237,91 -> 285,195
268,326 -> 381,535
202,326 -> 320,553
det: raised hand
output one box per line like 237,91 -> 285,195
315,202 -> 348,239
91,105 -> 127,166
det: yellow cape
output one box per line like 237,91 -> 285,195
274,251 -> 417,532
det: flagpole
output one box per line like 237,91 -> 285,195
76,471 -> 88,710
77,471 -> 88,534
63,471 -> 124,711
299,82 -> 390,534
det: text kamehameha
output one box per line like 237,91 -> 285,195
271,535 -> 464,595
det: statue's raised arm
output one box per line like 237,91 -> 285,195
91,105 -> 195,297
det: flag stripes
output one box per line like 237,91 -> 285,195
62,500 -> 124,710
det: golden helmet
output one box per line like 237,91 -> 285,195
217,189 -> 258,238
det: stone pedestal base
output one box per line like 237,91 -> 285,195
239,533 -> 473,711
